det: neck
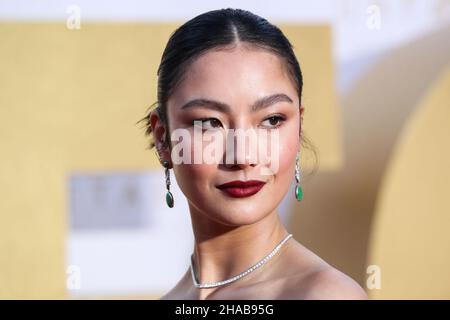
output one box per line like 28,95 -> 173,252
188,203 -> 289,293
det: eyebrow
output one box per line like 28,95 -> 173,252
180,93 -> 294,113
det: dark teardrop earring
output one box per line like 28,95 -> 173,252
163,160 -> 174,208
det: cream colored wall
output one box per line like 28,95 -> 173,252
0,22 -> 166,299
288,24 -> 450,289
0,23 -> 341,299
367,63 -> 450,299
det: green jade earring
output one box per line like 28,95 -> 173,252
295,152 -> 303,201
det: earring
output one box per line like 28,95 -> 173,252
162,160 -> 174,208
295,152 -> 303,202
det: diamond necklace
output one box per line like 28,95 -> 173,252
190,233 -> 293,289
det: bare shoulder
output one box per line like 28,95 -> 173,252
298,266 -> 368,300
159,268 -> 192,300
159,287 -> 177,300
282,239 -> 368,300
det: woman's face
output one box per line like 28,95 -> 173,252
165,44 -> 303,226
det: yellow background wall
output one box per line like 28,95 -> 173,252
0,23 -> 341,298
367,63 -> 450,299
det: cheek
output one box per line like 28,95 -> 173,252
277,142 -> 297,179
273,124 -> 300,179
169,124 -> 220,194
173,163 -> 216,193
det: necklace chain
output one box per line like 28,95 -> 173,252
190,233 -> 293,289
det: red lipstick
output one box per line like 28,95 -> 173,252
216,180 -> 266,198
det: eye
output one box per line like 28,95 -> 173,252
193,118 -> 223,130
260,115 -> 286,129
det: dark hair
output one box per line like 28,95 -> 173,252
137,8 -> 318,178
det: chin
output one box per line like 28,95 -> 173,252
205,202 -> 273,227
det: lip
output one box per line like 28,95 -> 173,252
216,180 -> 266,198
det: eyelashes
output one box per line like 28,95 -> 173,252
260,115 -> 286,129
192,114 -> 287,130
193,118 -> 222,130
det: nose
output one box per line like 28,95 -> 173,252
221,129 -> 258,169
224,153 -> 257,170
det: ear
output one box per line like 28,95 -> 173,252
299,104 -> 305,135
149,109 -> 172,168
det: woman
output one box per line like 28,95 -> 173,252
140,8 -> 368,300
